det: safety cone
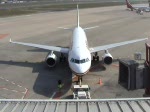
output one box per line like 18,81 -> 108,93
97,78 -> 103,86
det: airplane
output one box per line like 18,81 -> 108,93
125,0 -> 150,15
10,5 -> 147,78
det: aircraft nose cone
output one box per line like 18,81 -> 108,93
76,67 -> 85,73
75,64 -> 90,74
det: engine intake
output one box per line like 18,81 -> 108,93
136,9 -> 143,15
46,51 -> 57,67
102,50 -> 113,65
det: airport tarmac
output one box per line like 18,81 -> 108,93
0,5 -> 150,99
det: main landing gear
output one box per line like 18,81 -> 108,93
92,52 -> 99,61
60,53 -> 66,62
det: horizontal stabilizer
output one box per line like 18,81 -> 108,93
84,26 -> 99,30
58,27 -> 72,31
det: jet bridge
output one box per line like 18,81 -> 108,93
0,98 -> 150,112
144,40 -> 150,96
118,40 -> 150,95
118,58 -> 150,90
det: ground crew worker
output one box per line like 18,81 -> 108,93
58,80 -> 64,91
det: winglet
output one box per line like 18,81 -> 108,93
9,38 -> 12,43
77,4 -> 79,27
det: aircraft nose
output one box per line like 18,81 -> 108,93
75,64 -> 90,74
76,67 -> 85,73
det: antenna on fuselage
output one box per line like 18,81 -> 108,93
77,4 -> 79,27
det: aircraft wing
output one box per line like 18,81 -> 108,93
10,39 -> 69,54
90,38 -> 147,53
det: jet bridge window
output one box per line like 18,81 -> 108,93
71,58 -> 89,64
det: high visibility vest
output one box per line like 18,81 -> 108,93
58,84 -> 63,89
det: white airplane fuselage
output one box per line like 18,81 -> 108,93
68,26 -> 91,75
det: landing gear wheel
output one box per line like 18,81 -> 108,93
96,56 -> 99,61
60,53 -> 66,62
93,56 -> 95,61
92,52 -> 99,61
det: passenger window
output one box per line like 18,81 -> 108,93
75,59 -> 80,64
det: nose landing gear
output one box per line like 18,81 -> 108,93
78,76 -> 83,86
60,53 -> 66,62
92,52 -> 99,61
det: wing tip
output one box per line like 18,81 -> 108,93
9,38 -> 12,43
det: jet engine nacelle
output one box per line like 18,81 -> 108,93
136,9 -> 143,15
102,50 -> 113,65
46,51 -> 57,67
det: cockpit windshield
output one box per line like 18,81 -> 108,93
70,58 -> 89,64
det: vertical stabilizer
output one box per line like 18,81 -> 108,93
77,5 -> 79,27
125,0 -> 134,11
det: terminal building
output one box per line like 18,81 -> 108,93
119,41 -> 150,95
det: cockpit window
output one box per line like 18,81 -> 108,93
70,58 -> 89,64
75,59 -> 79,64
80,59 -> 85,63
85,58 -> 89,62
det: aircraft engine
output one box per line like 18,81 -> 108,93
46,51 -> 57,67
136,9 -> 143,15
102,50 -> 113,65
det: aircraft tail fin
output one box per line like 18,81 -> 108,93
125,0 -> 134,11
77,4 -> 79,27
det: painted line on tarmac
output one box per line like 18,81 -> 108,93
111,64 -> 119,67
17,85 -> 22,88
12,90 -> 18,93
50,92 -> 56,99
26,15 -> 31,16
3,88 -> 8,91
11,82 -> 15,85
22,88 -> 29,99
0,76 -> 28,98
0,87 -> 25,93
112,1 -> 118,2
0,77 -> 25,88
0,77 -> 4,79
6,79 -> 9,82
